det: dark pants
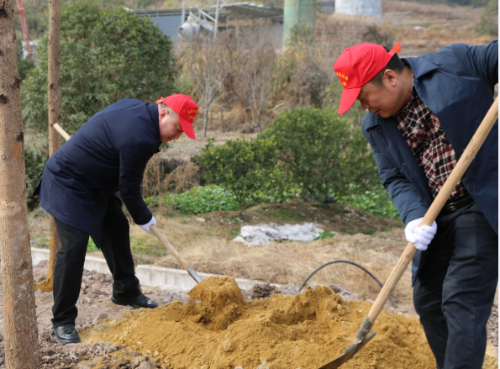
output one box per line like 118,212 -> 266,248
52,196 -> 141,328
413,202 -> 498,369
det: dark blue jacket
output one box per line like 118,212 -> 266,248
39,99 -> 161,247
361,40 -> 498,285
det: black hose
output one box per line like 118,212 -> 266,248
299,260 -> 398,308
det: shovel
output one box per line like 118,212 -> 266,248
319,96 -> 499,369
150,225 -> 203,283
52,123 -> 203,284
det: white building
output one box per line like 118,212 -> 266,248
335,0 -> 381,18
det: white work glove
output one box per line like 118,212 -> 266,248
138,216 -> 156,233
405,217 -> 437,251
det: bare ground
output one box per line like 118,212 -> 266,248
0,261 -> 496,369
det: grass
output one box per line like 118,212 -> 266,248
128,215 -> 412,306
130,238 -> 166,257
338,185 -> 400,220
265,208 -> 302,221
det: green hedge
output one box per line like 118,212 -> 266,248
261,107 -> 379,202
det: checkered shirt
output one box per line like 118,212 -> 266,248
394,87 -> 466,201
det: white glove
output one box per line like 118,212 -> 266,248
138,216 -> 156,233
405,217 -> 437,251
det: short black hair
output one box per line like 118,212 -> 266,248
370,46 -> 405,87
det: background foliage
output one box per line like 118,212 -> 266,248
24,140 -> 49,210
21,2 -> 176,135
197,138 -> 291,215
261,107 -> 379,202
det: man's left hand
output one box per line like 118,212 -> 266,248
405,217 -> 437,251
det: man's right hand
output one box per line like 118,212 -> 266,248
138,216 -> 156,233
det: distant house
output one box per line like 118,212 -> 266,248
135,3 -> 284,45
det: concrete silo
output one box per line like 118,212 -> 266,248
335,0 -> 381,18
283,0 -> 316,45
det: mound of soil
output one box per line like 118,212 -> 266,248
78,277 -> 498,369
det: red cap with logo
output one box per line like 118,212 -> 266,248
156,94 -> 198,140
333,42 -> 402,114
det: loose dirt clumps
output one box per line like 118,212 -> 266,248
78,276 -> 498,369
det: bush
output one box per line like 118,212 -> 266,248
262,107 -> 379,202
25,141 -> 49,209
339,184 -> 400,220
197,138 -> 290,215
21,2 -> 177,135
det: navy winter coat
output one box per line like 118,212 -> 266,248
361,40 -> 498,284
39,99 -> 161,247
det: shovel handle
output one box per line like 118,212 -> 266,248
53,123 -> 71,141
367,96 -> 499,325
150,224 -> 190,271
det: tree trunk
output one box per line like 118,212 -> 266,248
203,106 -> 209,137
35,0 -> 61,294
0,1 -> 42,367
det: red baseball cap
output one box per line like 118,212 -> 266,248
333,42 -> 402,114
156,94 -> 198,140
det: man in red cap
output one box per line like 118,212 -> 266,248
334,40 -> 497,368
36,95 -> 198,343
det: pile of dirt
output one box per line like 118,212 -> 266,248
78,276 -> 498,369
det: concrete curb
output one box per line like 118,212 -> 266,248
31,248 -> 264,291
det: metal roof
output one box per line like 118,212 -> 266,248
218,2 -> 283,19
136,3 -> 283,20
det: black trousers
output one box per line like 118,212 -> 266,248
52,196 -> 141,328
413,202 -> 498,369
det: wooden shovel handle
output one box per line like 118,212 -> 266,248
53,123 -> 71,141
367,96 -> 499,324
150,224 -> 190,271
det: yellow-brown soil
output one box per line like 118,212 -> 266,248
79,276 -> 498,369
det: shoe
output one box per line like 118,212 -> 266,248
53,324 -> 81,344
111,293 -> 158,309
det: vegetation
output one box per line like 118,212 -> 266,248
475,0 -> 498,35
261,107 -> 379,202
15,0 -> 163,39
338,185 -> 400,220
197,138 -> 291,215
24,141 -> 48,209
21,2 -> 176,135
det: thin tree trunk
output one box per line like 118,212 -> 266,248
0,1 -> 41,367
203,106 -> 209,137
35,0 -> 61,294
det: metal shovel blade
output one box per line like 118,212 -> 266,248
188,265 -> 203,283
318,332 -> 376,369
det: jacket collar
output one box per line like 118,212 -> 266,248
402,57 -> 438,79
147,103 -> 162,146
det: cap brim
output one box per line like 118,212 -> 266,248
180,117 -> 196,140
338,87 -> 362,115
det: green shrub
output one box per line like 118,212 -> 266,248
197,138 -> 290,215
25,141 -> 49,209
22,2 -> 177,135
339,184 -> 400,220
174,185 -> 239,214
262,107 -> 379,202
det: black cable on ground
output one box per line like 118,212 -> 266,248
298,260 -> 398,308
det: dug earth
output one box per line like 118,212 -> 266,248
78,277 -> 498,369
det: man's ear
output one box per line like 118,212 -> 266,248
383,69 -> 398,87
159,108 -> 169,119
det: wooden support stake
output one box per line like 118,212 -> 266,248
0,0 -> 41,367
35,0 -> 61,294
